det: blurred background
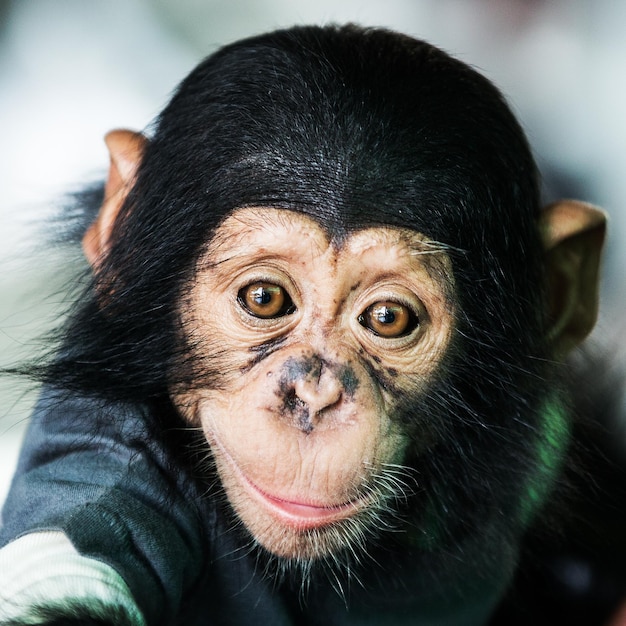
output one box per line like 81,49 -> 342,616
1,0 -> 625,507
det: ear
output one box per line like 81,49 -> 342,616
540,200 -> 607,358
82,129 -> 147,268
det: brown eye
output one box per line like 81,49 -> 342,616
358,301 -> 418,338
238,282 -> 295,319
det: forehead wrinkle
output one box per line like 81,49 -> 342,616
203,207 -> 331,268
340,228 -> 456,302
199,208 -> 456,300
211,210 -> 286,251
343,227 -> 441,263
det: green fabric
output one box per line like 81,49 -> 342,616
518,397 -> 570,526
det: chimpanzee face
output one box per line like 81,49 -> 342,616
173,207 -> 456,560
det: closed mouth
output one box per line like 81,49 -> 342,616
212,435 -> 365,529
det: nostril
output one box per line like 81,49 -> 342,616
285,388 -> 306,413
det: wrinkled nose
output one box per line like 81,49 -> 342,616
279,355 -> 344,432
294,365 -> 343,415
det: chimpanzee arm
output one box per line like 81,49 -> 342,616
0,389 -> 205,625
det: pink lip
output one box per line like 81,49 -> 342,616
245,479 -> 359,529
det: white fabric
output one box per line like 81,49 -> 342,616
0,531 -> 145,624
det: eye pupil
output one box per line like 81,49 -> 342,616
376,306 -> 396,325
251,286 -> 273,306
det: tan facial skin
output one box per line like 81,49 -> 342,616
84,130 -> 606,562
173,207 -> 456,558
